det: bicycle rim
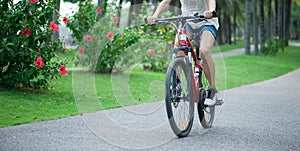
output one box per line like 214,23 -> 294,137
165,58 -> 194,137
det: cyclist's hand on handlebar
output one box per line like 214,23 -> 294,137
204,11 -> 215,19
146,16 -> 158,25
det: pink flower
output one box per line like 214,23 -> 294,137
21,27 -> 31,36
86,35 -> 92,41
113,17 -> 119,24
149,49 -> 155,56
79,48 -> 84,54
34,56 -> 44,68
120,32 -> 124,36
106,32 -> 114,40
97,7 -> 102,14
55,10 -> 60,14
30,0 -> 38,3
29,11 -> 33,16
59,65 -> 67,76
63,16 -> 68,25
49,21 -> 59,32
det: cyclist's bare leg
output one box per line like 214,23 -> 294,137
199,30 -> 215,88
173,34 -> 185,80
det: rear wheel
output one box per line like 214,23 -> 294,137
165,57 -> 194,137
197,74 -> 215,128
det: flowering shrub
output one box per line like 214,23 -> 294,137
70,1 -> 176,73
74,17 -> 175,73
67,0 -> 99,43
0,0 -> 67,89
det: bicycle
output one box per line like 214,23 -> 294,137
145,13 -> 223,137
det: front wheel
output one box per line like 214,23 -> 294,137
165,57 -> 194,137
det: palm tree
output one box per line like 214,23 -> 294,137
278,0 -> 283,41
284,0 -> 292,46
266,0 -> 272,41
253,0 -> 259,55
245,0 -> 251,55
259,0 -> 265,54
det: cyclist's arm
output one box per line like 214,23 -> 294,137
204,0 -> 216,19
147,0 -> 171,24
208,0 -> 216,12
153,0 -> 171,18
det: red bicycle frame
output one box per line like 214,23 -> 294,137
178,29 -> 203,103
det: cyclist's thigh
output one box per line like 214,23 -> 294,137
199,30 -> 215,53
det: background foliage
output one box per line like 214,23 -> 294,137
70,1 -> 176,73
0,0 -> 66,89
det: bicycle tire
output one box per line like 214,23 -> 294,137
165,57 -> 194,137
197,74 -> 215,128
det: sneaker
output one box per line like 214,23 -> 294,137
204,88 -> 217,106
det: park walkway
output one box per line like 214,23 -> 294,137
1,43 -> 300,150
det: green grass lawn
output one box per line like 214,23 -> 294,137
212,40 -> 245,53
224,46 -> 300,88
1,46 -> 299,128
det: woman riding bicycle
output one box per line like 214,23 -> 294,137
146,0 -> 219,106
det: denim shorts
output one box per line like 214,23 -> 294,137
186,23 -> 217,40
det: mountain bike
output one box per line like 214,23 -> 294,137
145,13 -> 223,137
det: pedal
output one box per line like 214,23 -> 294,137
215,99 -> 224,106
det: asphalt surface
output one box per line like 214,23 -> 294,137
1,70 -> 300,150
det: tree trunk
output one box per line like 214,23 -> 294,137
222,12 -> 228,44
267,0 -> 272,41
278,0 -> 284,41
117,0 -> 123,27
245,0 -> 251,55
216,3 -> 224,45
274,0 -> 279,36
253,0 -> 259,55
227,14 -> 232,45
233,10 -> 236,44
284,0 -> 292,46
259,0 -> 265,54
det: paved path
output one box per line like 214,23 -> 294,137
289,41 -> 300,47
1,67 -> 300,150
212,45 -> 255,58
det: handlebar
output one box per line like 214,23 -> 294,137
144,11 -> 217,25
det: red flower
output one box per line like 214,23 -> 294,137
49,21 -> 59,32
30,0 -> 38,3
86,35 -> 92,41
34,56 -> 44,68
63,16 -> 68,25
97,7 -> 102,14
106,32 -> 114,40
21,27 -> 31,36
59,65 -> 67,76
149,49 -> 155,56
113,17 -> 119,24
79,48 -> 84,55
